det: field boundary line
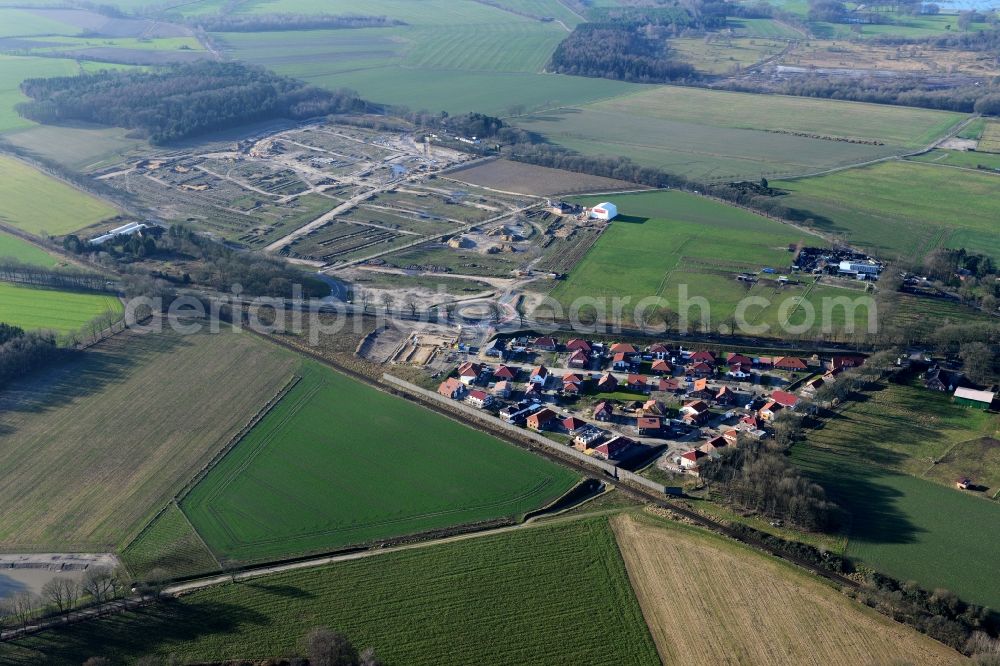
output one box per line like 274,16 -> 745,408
174,500 -> 223,569
174,373 -> 302,504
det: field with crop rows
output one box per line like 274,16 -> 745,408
0,282 -> 121,333
182,360 -> 578,562
670,36 -> 786,74
977,120 -> 1000,153
909,148 -> 1000,172
7,518 -> 658,665
120,503 -> 219,580
0,328 -> 297,551
514,86 -> 962,181
0,155 -> 118,236
612,514 -> 962,665
0,231 -> 58,266
774,160 -> 1000,262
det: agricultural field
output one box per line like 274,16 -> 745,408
547,190 -> 873,336
0,230 -> 58,266
0,54 -> 80,133
0,328 -> 298,551
977,120 -> 1000,153
612,514 -> 962,665
792,444 -> 1000,610
0,282 -> 121,333
8,518 -> 659,665
514,86 -> 962,181
120,503 -> 219,580
810,12 -> 990,40
181,359 -> 579,562
909,148 -> 1000,172
1,124 -> 149,172
0,155 -> 118,237
777,40 -> 1000,78
773,160 -> 1000,262
0,7 -> 83,37
446,158 -> 638,196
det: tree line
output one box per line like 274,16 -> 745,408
0,260 -> 113,293
0,325 -> 63,389
18,62 -> 376,144
548,22 -> 699,83
186,13 -> 404,32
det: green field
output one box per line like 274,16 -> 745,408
0,7 -> 82,37
182,360 -> 578,562
0,54 -> 80,133
121,503 -> 220,580
0,230 -> 58,266
774,160 -> 1000,262
0,155 -> 118,236
514,85 -> 963,181
909,148 -> 1000,172
0,282 -> 121,333
0,328 -> 298,550
548,190 -> 873,336
793,444 -> 1000,610
8,518 -> 658,665
811,13 -> 990,39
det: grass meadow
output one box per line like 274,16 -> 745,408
774,160 -> 1000,262
0,328 -> 298,551
514,86 -> 962,181
0,155 -> 118,236
909,148 -> 1000,172
9,518 -> 659,665
121,503 -> 219,580
548,190 -> 872,336
182,360 -> 578,562
0,230 -> 58,266
793,374 -> 1000,609
0,55 -> 80,133
0,282 -> 122,333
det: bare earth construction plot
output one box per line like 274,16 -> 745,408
0,327 -> 297,551
514,86 -> 964,182
612,514 -> 963,665
181,359 -> 578,562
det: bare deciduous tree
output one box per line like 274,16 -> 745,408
303,627 -> 359,666
380,293 -> 394,314
10,591 -> 38,627
82,566 -> 118,604
41,577 -> 80,615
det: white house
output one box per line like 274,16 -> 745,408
590,202 -> 618,221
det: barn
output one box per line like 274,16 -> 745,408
590,202 -> 618,221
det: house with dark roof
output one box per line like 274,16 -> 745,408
527,408 -> 558,431
566,339 -> 591,353
597,373 -> 619,392
568,349 -> 590,368
593,400 -> 613,422
592,435 -> 632,460
924,366 -> 966,392
715,386 -> 737,405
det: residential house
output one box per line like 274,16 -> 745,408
567,349 -> 589,368
566,338 -> 591,353
457,361 -> 485,385
526,408 -> 558,431
650,359 -> 673,375
573,427 -> 605,450
529,365 -> 550,386
533,336 -> 558,352
562,373 -> 584,395
680,449 -> 708,471
493,380 -> 512,398
592,435 -> 632,460
648,343 -> 671,360
715,386 -> 737,405
758,400 -> 783,421
524,382 -> 542,398
689,350 -> 716,365
500,400 -> 540,424
925,366 -> 966,392
726,353 -> 753,367
657,377 -> 682,393
699,435 -> 729,456
739,414 -> 762,431
773,356 -> 807,371
680,400 -> 710,425
609,342 -> 637,357
801,376 -> 824,396
642,399 -> 666,416
593,400 -> 614,422
686,362 -> 714,378
727,364 -> 751,380
626,374 -> 650,393
438,378 -> 466,400
755,356 -> 774,369
466,390 -> 493,409
828,355 -> 864,371
612,352 -> 631,370
637,416 -> 662,435
771,391 -> 800,409
722,429 -> 740,446
597,373 -> 619,392
493,364 -> 517,381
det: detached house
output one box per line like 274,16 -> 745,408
715,386 -> 737,405
493,364 -> 517,381
566,338 -> 591,353
758,400 -> 783,421
568,349 -> 589,368
529,365 -> 550,386
597,373 -> 619,392
650,359 -> 673,375
680,400 -> 710,425
612,352 -> 631,370
686,362 -> 713,378
438,378 -> 466,400
637,416 -> 662,435
773,356 -> 807,371
457,362 -> 485,385
466,389 -> 493,409
609,342 -> 637,357
592,435 -> 632,461
533,336 -> 558,352
648,343 -> 671,360
593,400 -> 614,422
626,374 -> 650,393
680,449 -> 708,472
526,408 -> 558,431
771,391 -> 800,409
689,351 -> 716,365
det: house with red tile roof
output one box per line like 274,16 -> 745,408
828,355 -> 865,371
715,386 -> 736,405
689,350 -> 716,364
680,400 -> 710,425
562,416 -> 587,432
648,343 -> 671,359
771,390 -> 800,409
457,361 -> 485,385
722,429 -> 740,446
650,359 -> 673,375
493,380 -> 511,398
642,399 -> 665,415
774,356 -> 807,371
680,449 -> 708,470
493,364 -> 517,380
592,435 -> 632,460
566,339 -> 591,353
567,349 -> 589,368
657,377 -> 682,393
529,365 -> 549,385
726,353 -> 753,367
700,435 -> 729,455
609,342 -> 637,356
626,374 -> 649,393
438,377 -> 466,399
466,389 -> 493,409
597,373 -> 619,392
527,408 -> 557,431
593,400 -> 613,421
686,362 -> 713,377
758,400 -> 783,421
637,416 -> 662,435
533,336 -> 558,351
612,352 -> 630,370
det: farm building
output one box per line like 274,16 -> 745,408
589,202 -> 618,221
953,388 -> 995,410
